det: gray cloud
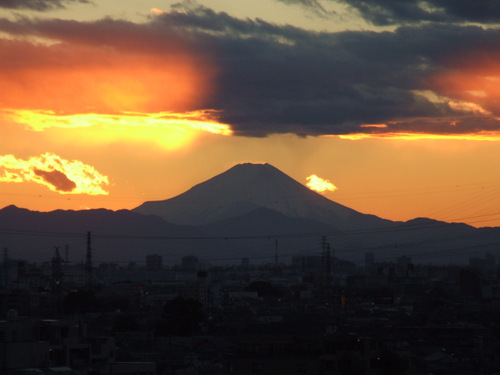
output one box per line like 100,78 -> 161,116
336,0 -> 500,25
275,0 -> 331,16
156,6 -> 499,136
0,0 -> 90,11
1,5 -> 499,137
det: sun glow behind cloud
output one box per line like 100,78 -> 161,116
0,17 -> 218,117
0,153 -> 109,195
306,174 -> 337,193
430,56 -> 500,115
0,46 -> 210,114
3,109 -> 233,151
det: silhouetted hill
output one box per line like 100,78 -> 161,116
338,217 -> 500,263
0,205 -> 207,264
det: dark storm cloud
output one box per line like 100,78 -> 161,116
336,0 -> 500,25
1,4 -> 500,137
0,0 -> 90,11
33,169 -> 77,192
155,6 -> 500,136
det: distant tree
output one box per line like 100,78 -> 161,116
156,297 -> 203,336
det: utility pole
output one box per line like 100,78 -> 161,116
3,248 -> 8,291
274,238 -> 279,266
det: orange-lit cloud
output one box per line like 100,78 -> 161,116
0,48 -> 210,114
2,109 -> 232,151
150,8 -> 165,15
3,109 -> 232,134
333,111 -> 500,141
360,124 -> 388,129
337,131 -> 500,141
0,153 -> 109,194
0,17 -> 230,156
429,50 -> 500,116
0,19 -> 215,115
413,90 -> 491,116
306,174 -> 337,193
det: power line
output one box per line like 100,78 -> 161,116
1,209 -> 498,241
0,228 -> 84,238
0,220 -> 449,241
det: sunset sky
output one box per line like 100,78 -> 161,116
2,0 -> 500,227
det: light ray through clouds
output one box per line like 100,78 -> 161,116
0,153 -> 109,195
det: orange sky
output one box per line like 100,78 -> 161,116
2,1 -> 500,228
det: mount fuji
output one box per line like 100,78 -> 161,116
3,163 -> 500,265
133,163 -> 392,231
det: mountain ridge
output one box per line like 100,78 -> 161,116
133,163 -> 393,230
2,163 -> 500,265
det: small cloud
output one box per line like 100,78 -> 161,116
306,174 -> 337,193
276,0 -> 332,17
150,8 -> 165,15
448,100 -> 490,116
0,152 -> 109,195
360,123 -> 388,128
33,168 -> 77,192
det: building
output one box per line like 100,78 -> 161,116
146,254 -> 162,271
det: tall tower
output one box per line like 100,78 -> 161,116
321,236 -> 332,287
52,246 -> 64,292
51,247 -> 64,316
85,231 -> 93,289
